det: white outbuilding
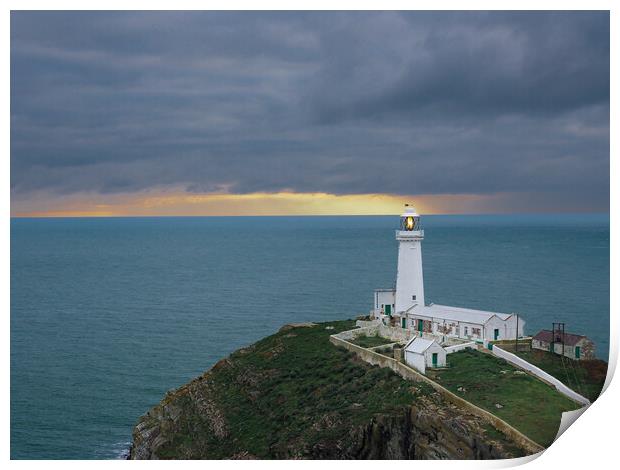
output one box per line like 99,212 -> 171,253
403,303 -> 524,343
404,337 -> 446,374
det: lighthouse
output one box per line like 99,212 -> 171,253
394,206 -> 425,314
372,206 -> 523,341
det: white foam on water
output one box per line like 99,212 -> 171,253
114,441 -> 132,460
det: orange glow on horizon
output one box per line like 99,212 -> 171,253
11,190 -> 494,218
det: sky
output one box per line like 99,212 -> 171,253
10,11 -> 609,216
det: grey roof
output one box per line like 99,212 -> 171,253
404,337 -> 436,354
405,303 -> 514,325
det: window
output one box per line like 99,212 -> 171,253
412,295 -> 417,300
465,327 -> 469,336
472,328 -> 481,337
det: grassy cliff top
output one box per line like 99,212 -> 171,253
131,320 -> 528,459
201,320 -> 428,457
427,349 -> 582,447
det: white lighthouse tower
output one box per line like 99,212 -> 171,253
372,205 -> 523,340
394,206 -> 425,314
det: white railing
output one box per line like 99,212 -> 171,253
395,229 -> 424,238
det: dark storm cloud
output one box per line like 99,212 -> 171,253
10,11 -> 609,209
312,12 -> 609,123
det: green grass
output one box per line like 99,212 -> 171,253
513,350 -> 607,402
152,321 -> 534,459
210,321 -> 431,457
349,334 -> 396,348
156,320 -> 438,458
427,349 -> 581,447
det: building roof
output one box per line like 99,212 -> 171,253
533,329 -> 589,346
404,337 -> 437,354
405,303 -> 514,325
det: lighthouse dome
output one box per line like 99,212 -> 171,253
400,206 -> 419,218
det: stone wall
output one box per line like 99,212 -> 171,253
349,323 -> 416,344
330,333 -> 545,455
368,343 -> 398,354
394,346 -> 403,362
378,324 -> 416,343
355,319 -> 382,329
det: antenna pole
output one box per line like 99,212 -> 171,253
515,314 -> 519,352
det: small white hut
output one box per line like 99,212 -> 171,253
404,337 -> 446,374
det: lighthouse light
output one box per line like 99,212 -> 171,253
406,216 -> 414,231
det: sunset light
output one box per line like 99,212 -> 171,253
11,191 -> 491,217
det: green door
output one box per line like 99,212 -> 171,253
432,353 -> 438,367
575,346 -> 581,359
401,317 -> 406,328
385,304 -> 391,316
418,320 -> 424,333
494,329 -> 499,340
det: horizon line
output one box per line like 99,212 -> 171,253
10,211 -> 611,219
10,190 -> 609,218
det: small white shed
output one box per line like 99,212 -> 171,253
404,337 -> 446,374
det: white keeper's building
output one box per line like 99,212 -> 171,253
403,337 -> 447,374
372,206 -> 524,343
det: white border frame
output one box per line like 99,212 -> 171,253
3,3 -> 616,468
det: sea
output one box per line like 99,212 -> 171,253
10,214 -> 610,459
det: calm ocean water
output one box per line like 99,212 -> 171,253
10,214 -> 609,459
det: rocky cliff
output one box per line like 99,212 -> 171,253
128,320 -> 529,459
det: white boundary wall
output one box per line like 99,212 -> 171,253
492,345 -> 590,406
444,341 -> 477,353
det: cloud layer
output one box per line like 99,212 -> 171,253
11,11 -> 610,212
